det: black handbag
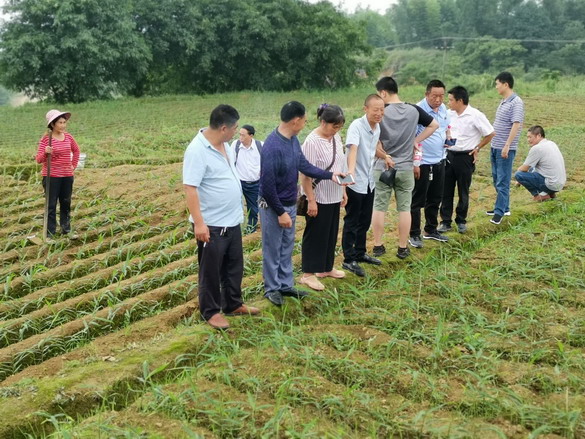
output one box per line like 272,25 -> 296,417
379,167 -> 397,187
297,137 -> 337,216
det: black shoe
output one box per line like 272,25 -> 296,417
264,291 -> 284,306
423,231 -> 449,242
372,245 -> 386,257
280,287 -> 308,298
486,210 -> 510,216
437,223 -> 452,233
408,236 -> 424,248
396,247 -> 410,259
457,223 -> 467,234
490,214 -> 503,225
342,261 -> 365,277
358,254 -> 382,265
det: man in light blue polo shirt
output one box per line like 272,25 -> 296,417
183,104 -> 259,330
489,71 -> 525,225
409,79 -> 451,249
341,94 -> 385,277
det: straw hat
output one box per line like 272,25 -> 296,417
45,109 -> 71,127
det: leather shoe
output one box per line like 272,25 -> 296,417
225,304 -> 260,316
264,291 -> 284,306
207,313 -> 230,330
298,275 -> 325,291
358,254 -> 382,265
281,287 -> 308,298
342,261 -> 365,277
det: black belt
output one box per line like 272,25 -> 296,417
447,150 -> 474,155
241,180 -> 259,184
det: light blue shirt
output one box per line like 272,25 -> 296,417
416,98 -> 449,165
345,115 -> 380,194
183,129 -> 243,227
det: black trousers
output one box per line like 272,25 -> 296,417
301,202 -> 340,273
196,225 -> 244,320
410,160 -> 445,237
440,151 -> 475,225
42,176 -> 74,235
342,186 -> 374,263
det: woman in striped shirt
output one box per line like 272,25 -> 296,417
35,109 -> 80,238
299,104 -> 348,291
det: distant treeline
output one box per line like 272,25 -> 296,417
0,0 -> 371,103
356,0 -> 585,78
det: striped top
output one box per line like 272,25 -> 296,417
491,93 -> 524,150
36,133 -> 80,177
300,130 -> 346,204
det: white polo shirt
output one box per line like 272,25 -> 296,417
447,105 -> 494,152
232,139 -> 262,182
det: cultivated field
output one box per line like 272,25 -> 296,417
0,81 -> 584,438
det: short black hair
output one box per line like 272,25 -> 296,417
528,125 -> 545,138
426,79 -> 446,93
317,104 -> 345,125
280,101 -> 306,122
375,76 -> 398,94
364,94 -> 384,106
448,86 -> 469,105
209,104 -> 239,129
495,71 -> 514,89
241,124 -> 255,135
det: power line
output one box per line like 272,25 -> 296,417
382,36 -> 585,50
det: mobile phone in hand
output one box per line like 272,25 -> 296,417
445,138 -> 457,147
336,174 -> 355,184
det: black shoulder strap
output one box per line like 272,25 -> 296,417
255,139 -> 262,155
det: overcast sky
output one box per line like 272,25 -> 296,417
309,0 -> 395,14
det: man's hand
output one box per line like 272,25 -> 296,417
385,155 -> 395,169
278,212 -> 293,228
332,172 -> 352,186
501,145 -> 510,159
341,191 -> 348,208
413,166 -> 421,180
307,200 -> 318,217
468,147 -> 479,164
194,223 -> 210,242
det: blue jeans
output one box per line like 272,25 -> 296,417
490,148 -> 516,216
260,203 -> 296,293
515,171 -> 550,196
241,181 -> 259,231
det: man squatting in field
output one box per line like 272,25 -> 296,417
183,104 -> 260,330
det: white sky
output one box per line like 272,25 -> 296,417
309,0 -> 395,14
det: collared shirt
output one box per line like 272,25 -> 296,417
301,130 -> 346,204
231,139 -> 262,182
523,138 -> 566,191
345,115 -> 380,194
447,105 -> 494,152
416,98 -> 450,165
492,93 -> 524,150
183,129 -> 243,227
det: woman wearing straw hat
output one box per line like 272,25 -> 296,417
35,109 -> 80,238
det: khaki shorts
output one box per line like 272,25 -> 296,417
373,169 -> 415,212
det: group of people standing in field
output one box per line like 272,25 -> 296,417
33,73 -> 566,331
180,72 -> 566,329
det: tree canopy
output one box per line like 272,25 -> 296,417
0,0 -> 369,103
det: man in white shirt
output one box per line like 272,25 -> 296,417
232,124 -> 262,233
515,125 -> 566,202
439,86 -> 495,234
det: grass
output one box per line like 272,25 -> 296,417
0,79 -> 584,437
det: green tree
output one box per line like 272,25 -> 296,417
352,9 -> 396,48
0,0 -> 150,103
